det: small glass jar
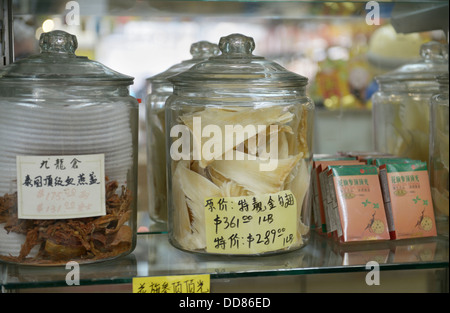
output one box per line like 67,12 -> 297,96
372,41 -> 448,164
429,73 -> 449,237
0,30 -> 138,265
166,34 -> 314,256
146,41 -> 219,223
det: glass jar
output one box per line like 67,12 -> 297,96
372,41 -> 448,164
146,41 -> 219,223
430,73 -> 449,237
166,34 -> 314,255
0,30 -> 139,265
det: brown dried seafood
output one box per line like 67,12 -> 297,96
172,105 -> 311,252
0,179 -> 133,265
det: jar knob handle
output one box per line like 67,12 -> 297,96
39,30 -> 78,55
218,33 -> 255,56
190,41 -> 220,59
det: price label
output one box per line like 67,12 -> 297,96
16,154 -> 105,219
133,274 -> 210,293
204,190 -> 298,254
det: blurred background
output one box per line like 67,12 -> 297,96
6,0 -> 448,220
10,1 -> 447,147
10,1 -> 446,150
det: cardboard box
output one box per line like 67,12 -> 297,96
327,165 -> 390,243
311,158 -> 362,235
379,161 -> 437,239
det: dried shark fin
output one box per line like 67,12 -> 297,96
171,161 -> 192,248
206,165 -> 228,187
174,162 -> 222,250
190,160 -> 208,177
244,124 -> 293,159
179,106 -> 295,168
207,165 -> 253,197
257,127 -> 291,160
219,180 -> 250,197
286,106 -> 310,157
210,150 -> 302,195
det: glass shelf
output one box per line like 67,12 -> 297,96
1,230 -> 447,291
3,0 -> 449,293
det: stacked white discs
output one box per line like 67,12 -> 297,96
0,101 -> 133,196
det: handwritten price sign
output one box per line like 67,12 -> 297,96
16,154 -> 105,219
204,190 -> 298,255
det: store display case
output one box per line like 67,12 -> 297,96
1,0 -> 448,293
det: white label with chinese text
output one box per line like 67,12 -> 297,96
204,190 -> 298,254
16,154 -> 106,219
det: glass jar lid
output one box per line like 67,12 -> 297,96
168,33 -> 308,88
376,41 -> 448,84
147,41 -> 220,85
0,30 -> 133,86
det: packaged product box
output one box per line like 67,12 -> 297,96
378,161 -> 437,239
312,158 -> 362,234
311,156 -> 355,232
327,165 -> 390,243
318,165 -> 339,237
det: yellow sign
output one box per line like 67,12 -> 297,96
133,274 -> 210,293
204,190 -> 298,254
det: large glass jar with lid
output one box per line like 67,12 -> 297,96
146,41 -> 219,224
429,73 -> 449,236
165,34 -> 314,256
371,41 -> 448,164
0,30 -> 139,265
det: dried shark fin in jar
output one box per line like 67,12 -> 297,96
173,161 -> 222,250
166,34 -> 313,255
172,161 -> 192,247
206,166 -> 251,197
178,105 -> 294,168
257,126 -> 292,160
209,150 -> 302,195
218,180 -> 250,198
286,105 -> 311,157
